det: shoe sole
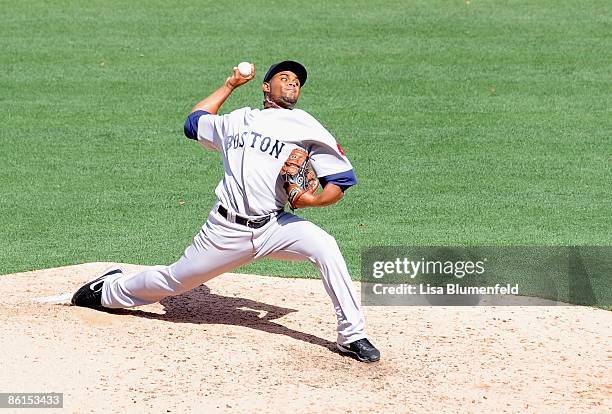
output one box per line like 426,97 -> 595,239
336,343 -> 380,363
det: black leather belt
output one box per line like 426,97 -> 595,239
217,205 -> 272,229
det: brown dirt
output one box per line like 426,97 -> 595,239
0,263 -> 610,413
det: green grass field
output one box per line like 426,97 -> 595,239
1,1 -> 610,300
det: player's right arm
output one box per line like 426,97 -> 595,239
183,65 -> 255,148
190,65 -> 255,115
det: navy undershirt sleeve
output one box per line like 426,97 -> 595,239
183,110 -> 211,140
319,169 -> 357,192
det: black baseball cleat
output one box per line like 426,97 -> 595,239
71,267 -> 122,309
337,338 -> 381,362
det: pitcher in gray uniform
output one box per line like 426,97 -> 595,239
71,60 -> 380,363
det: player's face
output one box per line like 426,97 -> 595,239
264,71 -> 301,109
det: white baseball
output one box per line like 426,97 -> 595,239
237,62 -> 252,78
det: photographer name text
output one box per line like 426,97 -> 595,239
371,283 -> 519,295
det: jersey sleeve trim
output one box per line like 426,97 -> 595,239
183,110 -> 211,140
319,169 -> 357,192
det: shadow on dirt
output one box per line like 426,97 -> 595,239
109,284 -> 337,351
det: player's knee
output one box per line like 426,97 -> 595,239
313,232 -> 341,259
325,233 -> 339,250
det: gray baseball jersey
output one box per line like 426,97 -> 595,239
195,107 -> 356,215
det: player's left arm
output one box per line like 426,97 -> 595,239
300,140 -> 357,208
292,182 -> 344,208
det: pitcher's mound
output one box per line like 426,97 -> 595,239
0,263 -> 609,413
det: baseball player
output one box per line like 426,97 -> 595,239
71,60 -> 380,363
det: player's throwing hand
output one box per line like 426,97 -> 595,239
226,63 -> 256,89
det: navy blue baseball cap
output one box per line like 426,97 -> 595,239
263,60 -> 307,86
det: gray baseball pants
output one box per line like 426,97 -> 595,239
100,204 -> 367,345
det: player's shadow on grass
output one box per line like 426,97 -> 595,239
113,285 -> 336,351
